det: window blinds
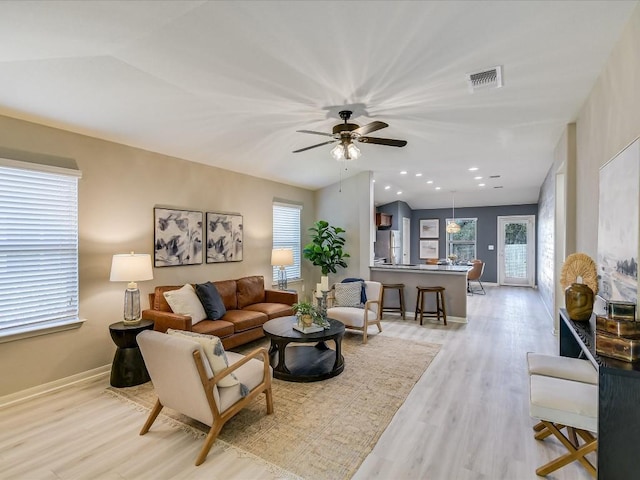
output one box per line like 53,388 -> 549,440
272,203 -> 301,284
0,163 -> 80,332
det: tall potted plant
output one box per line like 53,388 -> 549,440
303,220 -> 350,281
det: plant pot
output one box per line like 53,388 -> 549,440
565,283 -> 594,321
300,314 -> 313,328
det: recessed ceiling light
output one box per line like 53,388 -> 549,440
372,179 -> 376,183
397,191 -> 403,195
478,183 -> 485,187
468,167 -> 479,172
435,186 -> 441,190
384,185 -> 391,190
426,180 -> 433,184
415,173 -> 422,177
474,176 -> 482,180
400,171 -> 407,175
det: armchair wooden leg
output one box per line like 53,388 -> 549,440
265,386 -> 274,415
140,399 -> 163,435
376,320 -> 382,332
195,423 -> 222,466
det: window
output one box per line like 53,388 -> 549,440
446,217 -> 477,262
272,202 -> 302,284
0,159 -> 82,341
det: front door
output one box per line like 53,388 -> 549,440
498,215 -> 535,286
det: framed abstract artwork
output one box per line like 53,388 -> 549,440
206,212 -> 243,263
154,208 -> 203,267
420,219 -> 439,238
419,239 -> 439,259
597,136 -> 640,312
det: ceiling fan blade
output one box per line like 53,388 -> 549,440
292,140 -> 337,153
358,136 -> 407,147
352,121 -> 388,136
296,129 -> 334,137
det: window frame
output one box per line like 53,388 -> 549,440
445,217 -> 478,262
0,158 -> 83,343
272,201 -> 302,285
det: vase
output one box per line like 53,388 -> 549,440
565,283 -> 594,321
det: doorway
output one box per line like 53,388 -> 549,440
498,215 -> 536,286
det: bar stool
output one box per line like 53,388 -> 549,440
381,283 -> 406,319
415,286 -> 447,326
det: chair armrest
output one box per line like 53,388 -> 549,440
265,289 -> 298,305
209,347 -> 271,386
364,299 -> 381,318
142,309 -> 193,333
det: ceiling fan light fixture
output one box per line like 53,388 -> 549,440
330,143 -> 344,161
347,142 -> 360,160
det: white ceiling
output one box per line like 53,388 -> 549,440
0,1 -> 636,209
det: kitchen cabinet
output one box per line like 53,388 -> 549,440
375,213 -> 392,228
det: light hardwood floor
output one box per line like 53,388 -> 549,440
0,286 -> 594,479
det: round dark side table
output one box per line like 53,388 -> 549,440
109,319 -> 154,387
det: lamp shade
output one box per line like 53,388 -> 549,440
271,248 -> 294,267
110,253 -> 154,282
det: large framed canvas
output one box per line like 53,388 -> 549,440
206,212 -> 243,263
597,137 -> 640,312
154,208 -> 203,267
419,239 -> 439,259
420,219 -> 439,238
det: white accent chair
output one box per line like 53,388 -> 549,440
136,330 -> 273,466
327,281 -> 382,344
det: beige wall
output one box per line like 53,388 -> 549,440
315,171 -> 374,284
0,114 -> 315,397
575,4 -> 640,255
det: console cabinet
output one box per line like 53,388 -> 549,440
559,308 -> 640,479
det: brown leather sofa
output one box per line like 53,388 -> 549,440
142,275 -> 297,349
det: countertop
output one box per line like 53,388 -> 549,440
370,264 -> 471,274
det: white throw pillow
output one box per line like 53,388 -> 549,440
163,284 -> 207,325
334,282 -> 364,308
166,329 -> 241,389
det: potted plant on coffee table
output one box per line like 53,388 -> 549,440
292,301 -> 325,330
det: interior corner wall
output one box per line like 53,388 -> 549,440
314,171 -> 373,283
575,3 -> 640,256
0,114 -> 314,397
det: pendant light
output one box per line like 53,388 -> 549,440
446,191 -> 461,234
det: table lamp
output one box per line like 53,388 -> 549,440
271,248 -> 294,290
110,252 -> 154,325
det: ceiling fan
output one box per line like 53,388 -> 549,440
292,110 -> 407,160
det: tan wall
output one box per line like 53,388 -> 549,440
575,4 -> 640,255
0,114 -> 314,397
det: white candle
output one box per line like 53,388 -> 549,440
316,283 -> 323,297
320,276 -> 329,291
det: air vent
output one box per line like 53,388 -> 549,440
467,66 -> 503,92
494,186 -> 503,189
489,175 -> 501,179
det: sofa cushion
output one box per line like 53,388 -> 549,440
195,281 -> 227,320
213,279 -> 238,310
237,276 -> 265,309
334,282 -> 364,308
163,284 -> 207,324
166,329 -> 240,389
192,319 -> 235,338
152,285 -> 182,311
222,309 -> 268,332
243,302 -> 294,320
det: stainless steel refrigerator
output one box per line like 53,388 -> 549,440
375,230 -> 401,264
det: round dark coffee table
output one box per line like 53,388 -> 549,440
263,316 -> 345,382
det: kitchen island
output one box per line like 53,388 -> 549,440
370,264 -> 471,322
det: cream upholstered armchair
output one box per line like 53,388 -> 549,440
327,280 -> 382,344
136,330 -> 273,466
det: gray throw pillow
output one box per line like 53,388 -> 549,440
195,282 -> 227,320
334,282 -> 364,308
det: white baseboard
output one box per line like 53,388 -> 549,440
0,364 -> 111,409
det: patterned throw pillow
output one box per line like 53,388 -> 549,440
334,281 -> 364,308
166,329 -> 247,395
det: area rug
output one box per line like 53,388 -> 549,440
106,333 -> 440,480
